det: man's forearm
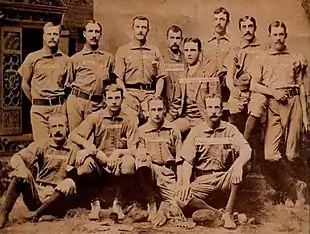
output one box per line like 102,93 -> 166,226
176,164 -> 183,186
22,80 -> 32,101
233,146 -> 252,168
155,77 -> 164,96
69,132 -> 92,149
250,82 -> 274,96
181,161 -> 193,185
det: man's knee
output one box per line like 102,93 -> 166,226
77,157 -> 98,175
120,154 -> 135,175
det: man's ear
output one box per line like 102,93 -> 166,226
83,31 -> 86,39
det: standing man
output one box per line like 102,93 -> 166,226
174,94 -> 252,229
19,22 -> 68,141
225,16 -> 267,134
204,7 -> 231,103
167,37 -> 212,134
114,16 -> 166,123
250,21 -> 308,207
162,25 -> 186,112
69,84 -> 139,220
66,20 -> 115,131
137,96 -> 184,226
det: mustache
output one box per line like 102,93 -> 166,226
216,24 -> 223,28
244,32 -> 252,36
54,132 -> 63,137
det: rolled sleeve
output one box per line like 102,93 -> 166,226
156,49 -> 167,79
11,142 -> 42,168
173,127 -> 183,164
114,48 -> 126,80
230,125 -> 251,156
18,55 -> 33,84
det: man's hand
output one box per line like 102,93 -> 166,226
272,89 -> 288,102
303,115 -> 310,132
230,86 -> 242,99
175,184 -> 191,202
151,211 -> 167,227
55,178 -> 76,195
75,149 -> 93,166
231,164 -> 243,184
10,165 -> 33,183
107,151 -> 120,172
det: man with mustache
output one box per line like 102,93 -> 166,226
162,25 -> 186,112
114,16 -> 166,124
174,94 -> 252,229
167,37 -> 211,134
66,20 -> 115,131
18,22 -> 69,141
136,96 -> 184,226
0,113 -> 99,228
203,7 -> 232,104
225,16 -> 267,135
69,84 -> 139,220
250,21 -> 308,207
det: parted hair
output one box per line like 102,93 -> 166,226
204,93 -> 223,107
132,15 -> 150,28
147,96 -> 165,109
268,20 -> 287,35
43,22 -> 61,34
166,25 -> 183,38
213,7 -> 230,23
104,84 -> 124,97
239,16 -> 257,30
83,20 -> 103,33
183,37 -> 202,51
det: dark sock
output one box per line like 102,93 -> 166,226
33,191 -> 64,219
2,177 -> 21,214
244,115 -> 260,141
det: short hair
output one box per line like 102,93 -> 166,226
48,112 -> 67,125
83,20 -> 103,33
204,93 -> 223,108
268,21 -> 287,34
166,25 -> 183,38
43,22 -> 61,34
104,84 -> 123,98
132,15 -> 150,28
147,96 -> 165,110
239,16 -> 257,30
183,37 -> 202,51
213,7 -> 230,23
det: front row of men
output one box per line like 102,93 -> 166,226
0,85 -> 251,230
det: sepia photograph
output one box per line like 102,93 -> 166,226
0,0 -> 309,233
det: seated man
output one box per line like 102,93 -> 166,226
167,37 -> 216,134
0,113 -> 95,228
137,96 -> 184,226
69,84 -> 139,220
174,94 -> 252,229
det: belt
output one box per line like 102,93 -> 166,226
36,180 -> 56,187
32,96 -> 65,106
277,87 -> 300,99
196,169 -> 223,177
71,88 -> 103,103
153,161 -> 176,170
125,83 -> 154,91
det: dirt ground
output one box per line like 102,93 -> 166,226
0,192 -> 309,234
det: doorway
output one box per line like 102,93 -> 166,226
21,27 -> 43,134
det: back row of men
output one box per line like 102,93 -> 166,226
0,6 -> 308,230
